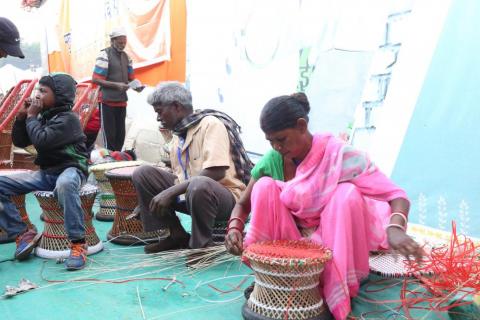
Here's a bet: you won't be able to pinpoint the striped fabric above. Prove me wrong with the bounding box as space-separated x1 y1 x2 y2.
92 48 134 106
92 49 134 80
173 109 254 184
92 50 109 80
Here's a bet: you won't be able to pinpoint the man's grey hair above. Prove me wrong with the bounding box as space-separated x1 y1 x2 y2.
147 81 193 110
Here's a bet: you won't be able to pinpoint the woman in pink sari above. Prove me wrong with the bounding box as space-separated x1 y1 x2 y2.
225 93 423 320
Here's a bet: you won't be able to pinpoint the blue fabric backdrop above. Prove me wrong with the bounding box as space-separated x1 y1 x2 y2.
391 0 480 237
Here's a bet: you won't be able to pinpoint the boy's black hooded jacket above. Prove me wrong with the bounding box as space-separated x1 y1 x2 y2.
12 73 89 177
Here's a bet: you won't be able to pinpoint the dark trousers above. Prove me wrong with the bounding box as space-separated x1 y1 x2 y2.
100 103 126 151
85 131 98 154
132 165 236 248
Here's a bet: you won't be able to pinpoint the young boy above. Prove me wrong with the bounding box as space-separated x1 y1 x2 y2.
0 73 89 271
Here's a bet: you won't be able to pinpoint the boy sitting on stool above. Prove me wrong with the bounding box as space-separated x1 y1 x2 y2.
0 73 90 270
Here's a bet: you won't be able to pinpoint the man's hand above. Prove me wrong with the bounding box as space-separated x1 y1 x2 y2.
116 83 130 92
225 230 244 256
387 227 424 262
149 189 175 215
27 97 42 118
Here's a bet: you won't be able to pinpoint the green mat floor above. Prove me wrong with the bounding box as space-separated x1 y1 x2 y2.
1 194 478 319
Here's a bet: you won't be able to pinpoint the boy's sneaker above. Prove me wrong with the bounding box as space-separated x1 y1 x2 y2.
65 243 88 271
15 229 42 261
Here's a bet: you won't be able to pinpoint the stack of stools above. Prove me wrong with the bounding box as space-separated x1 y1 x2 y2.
89 161 144 221
105 165 167 245
34 184 103 258
242 240 332 320
0 169 36 243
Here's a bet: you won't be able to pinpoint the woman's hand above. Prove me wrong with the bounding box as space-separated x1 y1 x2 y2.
224 179 255 256
387 227 423 261
225 230 244 256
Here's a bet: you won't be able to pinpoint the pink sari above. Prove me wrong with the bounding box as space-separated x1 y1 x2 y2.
244 133 408 320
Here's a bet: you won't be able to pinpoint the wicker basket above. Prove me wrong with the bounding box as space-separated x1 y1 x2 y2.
242 240 332 320
33 184 103 259
0 80 37 166
0 131 13 166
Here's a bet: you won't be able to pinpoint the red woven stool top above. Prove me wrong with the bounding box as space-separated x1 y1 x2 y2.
244 240 332 267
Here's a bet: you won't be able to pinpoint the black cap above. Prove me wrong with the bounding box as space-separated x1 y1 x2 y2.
0 17 25 59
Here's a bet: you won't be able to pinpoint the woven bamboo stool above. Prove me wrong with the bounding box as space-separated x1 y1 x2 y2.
105 166 167 245
0 169 36 243
242 240 332 320
33 184 103 259
89 161 144 221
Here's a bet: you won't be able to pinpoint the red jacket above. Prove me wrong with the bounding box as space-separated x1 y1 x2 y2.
84 107 100 133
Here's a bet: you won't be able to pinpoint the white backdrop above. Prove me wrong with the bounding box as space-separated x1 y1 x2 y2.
186 0 391 154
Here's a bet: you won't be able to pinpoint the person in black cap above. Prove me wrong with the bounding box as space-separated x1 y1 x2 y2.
0 17 25 59
0 72 91 271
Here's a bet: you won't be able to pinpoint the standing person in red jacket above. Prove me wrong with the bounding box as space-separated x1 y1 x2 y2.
84 107 100 153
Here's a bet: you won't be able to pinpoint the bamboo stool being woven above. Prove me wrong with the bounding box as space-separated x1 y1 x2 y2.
33 184 103 259
369 252 434 278
89 160 144 221
242 240 332 320
0 169 36 243
105 166 167 245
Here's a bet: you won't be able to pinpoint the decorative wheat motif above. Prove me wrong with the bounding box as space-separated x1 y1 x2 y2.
417 193 427 225
437 196 448 230
458 200 470 235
